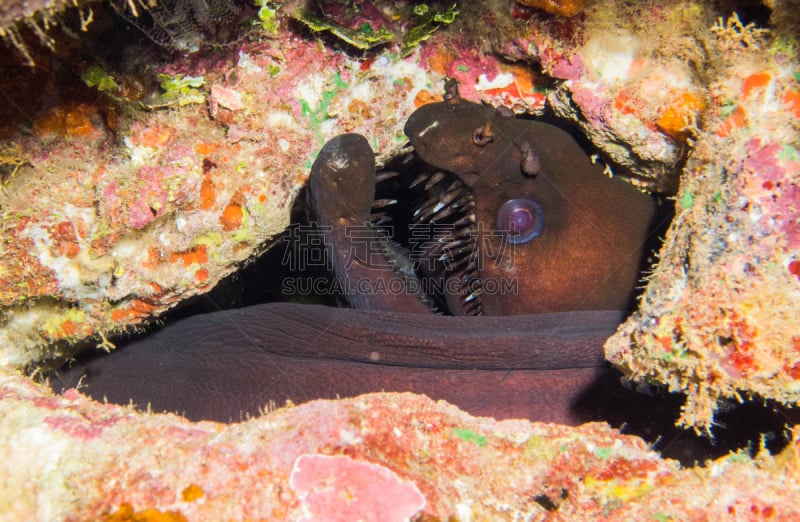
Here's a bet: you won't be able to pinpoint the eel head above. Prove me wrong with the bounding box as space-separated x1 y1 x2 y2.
309 133 376 221
404 82 656 314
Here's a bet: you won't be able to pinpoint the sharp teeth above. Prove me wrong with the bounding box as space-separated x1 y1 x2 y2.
372 215 393 226
450 193 471 207
442 239 467 251
461 271 477 284
375 171 399 183
441 245 474 262
372 198 398 208
424 171 446 190
442 187 466 205
413 196 440 219
444 180 462 194
363 156 487 317
463 299 481 310
453 213 476 227
443 255 469 272
464 290 482 303
409 173 431 188
424 188 465 221
431 197 471 222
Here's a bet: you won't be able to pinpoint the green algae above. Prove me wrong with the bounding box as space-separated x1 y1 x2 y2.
452 427 487 447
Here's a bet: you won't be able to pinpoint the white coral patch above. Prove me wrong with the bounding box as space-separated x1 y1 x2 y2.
475 72 514 91
23 218 109 301
293 74 327 111
266 111 297 129
582 30 643 85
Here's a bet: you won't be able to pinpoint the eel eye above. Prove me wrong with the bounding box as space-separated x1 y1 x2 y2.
497 198 544 244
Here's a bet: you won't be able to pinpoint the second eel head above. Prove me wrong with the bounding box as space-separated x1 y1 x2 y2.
401 82 657 315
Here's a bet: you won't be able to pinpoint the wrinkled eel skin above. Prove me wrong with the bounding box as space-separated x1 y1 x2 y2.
51 88 655 424
52 304 624 423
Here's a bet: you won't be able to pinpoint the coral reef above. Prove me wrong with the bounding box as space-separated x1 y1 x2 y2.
2 374 800 520
605 10 800 429
0 0 799 518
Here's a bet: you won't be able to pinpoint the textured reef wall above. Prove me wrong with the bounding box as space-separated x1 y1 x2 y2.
1 0 799 519
606 13 800 429
3 373 800 520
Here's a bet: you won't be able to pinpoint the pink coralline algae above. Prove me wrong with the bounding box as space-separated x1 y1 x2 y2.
209 84 244 112
740 138 800 250
542 48 585 81
44 415 106 440
290 454 426 522
126 167 172 229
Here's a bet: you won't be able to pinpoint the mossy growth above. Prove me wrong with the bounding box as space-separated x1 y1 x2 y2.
292 2 458 55
152 74 207 107
254 0 281 35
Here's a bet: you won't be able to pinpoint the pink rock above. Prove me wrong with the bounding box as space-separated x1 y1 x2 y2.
290 454 426 522
210 85 244 112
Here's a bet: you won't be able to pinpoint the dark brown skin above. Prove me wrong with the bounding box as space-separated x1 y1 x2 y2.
405 90 656 314
51 304 623 423
51 91 652 426
309 134 431 312
51 302 797 465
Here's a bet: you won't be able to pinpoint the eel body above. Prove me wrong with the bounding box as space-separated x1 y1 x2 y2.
52 304 623 423
52 86 655 424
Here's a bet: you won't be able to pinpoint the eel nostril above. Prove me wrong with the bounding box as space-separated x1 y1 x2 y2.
472 123 494 146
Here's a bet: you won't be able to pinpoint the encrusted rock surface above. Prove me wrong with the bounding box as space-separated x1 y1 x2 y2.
0 1 799 519
2 370 800 520
597 5 800 429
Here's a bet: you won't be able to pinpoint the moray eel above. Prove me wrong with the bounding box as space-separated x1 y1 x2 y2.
403 81 656 314
51 84 656 424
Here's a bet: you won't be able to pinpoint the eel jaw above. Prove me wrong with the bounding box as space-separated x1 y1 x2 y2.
372 152 482 316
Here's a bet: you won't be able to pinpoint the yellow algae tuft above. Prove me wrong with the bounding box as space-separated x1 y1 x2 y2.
42 308 87 340
181 483 205 502
102 502 187 522
516 0 589 17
